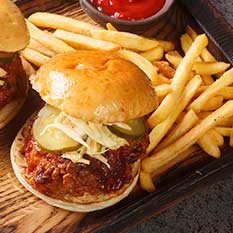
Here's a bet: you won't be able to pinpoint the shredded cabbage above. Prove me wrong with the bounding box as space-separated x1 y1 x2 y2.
39 108 128 166
61 113 128 150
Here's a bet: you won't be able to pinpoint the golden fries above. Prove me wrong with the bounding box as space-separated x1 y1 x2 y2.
165 50 182 68
189 68 233 112
217 115 233 127
117 49 159 83
185 25 198 41
156 40 175 52
29 12 159 51
186 25 216 62
202 75 215 85
106 23 117 31
140 46 164 62
28 12 100 36
20 56 36 77
209 128 224 146
142 101 233 174
218 87 233 99
139 171 156 192
180 33 193 53
28 38 56 57
148 34 208 127
197 132 221 158
197 128 223 158
21 48 50 67
153 84 171 97
91 30 159 51
53 29 121 51
147 75 202 153
201 96 223 111
216 127 231 137
157 109 199 151
26 20 75 54
193 61 230 75
172 34 208 91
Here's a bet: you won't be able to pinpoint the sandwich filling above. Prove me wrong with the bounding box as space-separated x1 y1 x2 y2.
22 105 149 200
0 55 27 108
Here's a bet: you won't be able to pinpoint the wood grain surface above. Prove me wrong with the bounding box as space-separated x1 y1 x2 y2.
0 0 232 232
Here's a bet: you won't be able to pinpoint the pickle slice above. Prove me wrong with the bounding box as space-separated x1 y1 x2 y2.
110 118 147 137
33 105 80 152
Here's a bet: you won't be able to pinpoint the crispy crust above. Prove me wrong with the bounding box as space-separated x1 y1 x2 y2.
0 56 29 129
31 51 158 123
10 114 140 212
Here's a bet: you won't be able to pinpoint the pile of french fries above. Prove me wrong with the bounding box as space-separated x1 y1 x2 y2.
21 12 233 193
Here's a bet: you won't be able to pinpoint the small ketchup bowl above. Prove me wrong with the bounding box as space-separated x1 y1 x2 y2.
80 0 175 34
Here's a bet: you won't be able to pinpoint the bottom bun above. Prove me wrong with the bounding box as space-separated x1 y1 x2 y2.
10 114 140 212
0 98 26 129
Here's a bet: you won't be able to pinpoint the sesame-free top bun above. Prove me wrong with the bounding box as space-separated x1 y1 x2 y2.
31 50 158 123
0 0 30 53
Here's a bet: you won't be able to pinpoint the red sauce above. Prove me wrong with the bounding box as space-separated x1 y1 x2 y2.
91 0 166 20
23 125 149 200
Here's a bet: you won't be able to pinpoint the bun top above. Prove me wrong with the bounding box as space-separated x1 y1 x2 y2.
0 0 29 53
31 51 158 123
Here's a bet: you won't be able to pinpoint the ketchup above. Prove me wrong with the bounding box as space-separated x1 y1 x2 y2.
91 0 166 21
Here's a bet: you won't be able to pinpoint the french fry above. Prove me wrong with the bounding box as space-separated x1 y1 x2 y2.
53 29 121 51
156 40 175 52
106 23 117 31
217 116 233 127
189 68 233 112
26 21 75 54
140 46 164 62
91 30 159 51
157 74 172 84
29 12 159 51
28 12 100 36
197 111 212 119
147 75 202 153
216 127 231 137
185 25 216 62
117 49 160 83
21 48 50 67
202 75 214 85
139 171 156 192
193 61 230 75
153 61 175 79
218 86 233 99
28 38 56 57
201 48 217 62
201 96 223 111
142 100 233 174
165 51 182 69
148 34 208 127
197 132 221 158
208 128 224 146
180 33 193 53
157 109 199 151
20 55 36 77
153 84 171 97
185 25 198 41
170 35 208 91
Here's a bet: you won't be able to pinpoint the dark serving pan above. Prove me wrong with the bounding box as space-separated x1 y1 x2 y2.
0 0 232 232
